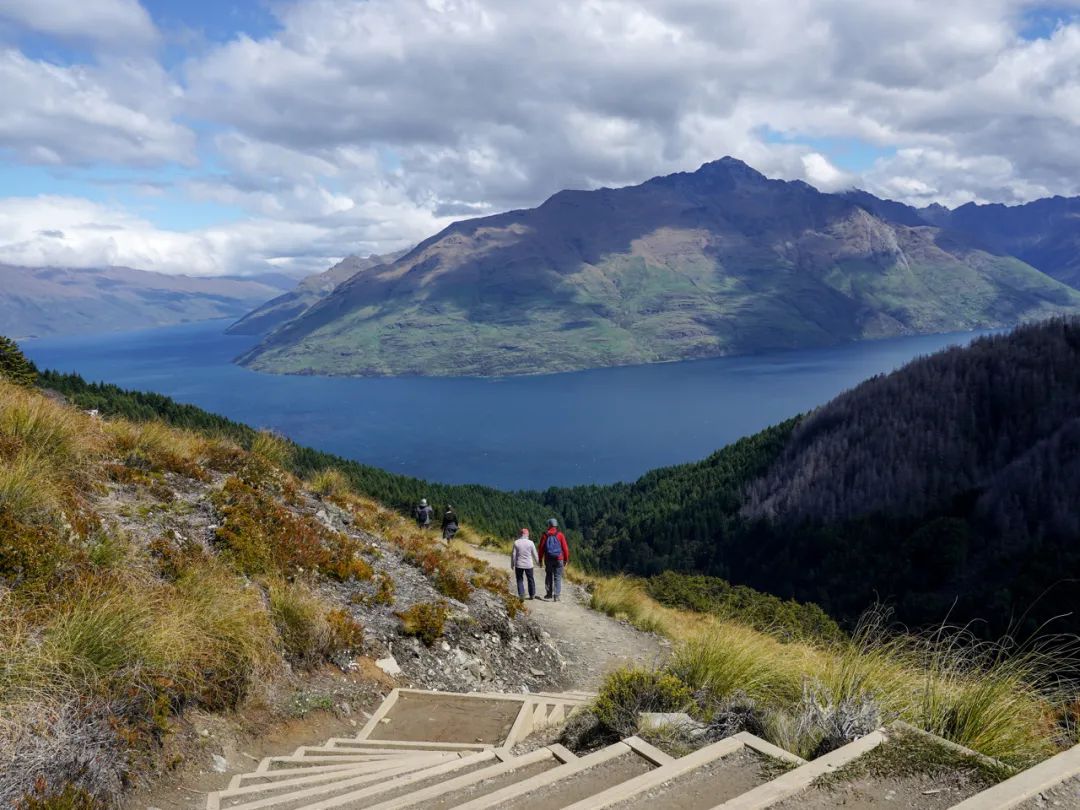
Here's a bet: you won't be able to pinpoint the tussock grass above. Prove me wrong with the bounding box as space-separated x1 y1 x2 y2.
0 450 62 520
307 467 351 499
0 382 102 473
269 580 334 668
2 570 275 709
251 430 293 468
0 382 105 523
583 575 1076 768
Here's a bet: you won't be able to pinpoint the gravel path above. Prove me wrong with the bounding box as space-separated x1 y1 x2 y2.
467 547 671 691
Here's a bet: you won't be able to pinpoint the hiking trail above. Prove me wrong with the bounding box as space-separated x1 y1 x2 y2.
465 546 671 691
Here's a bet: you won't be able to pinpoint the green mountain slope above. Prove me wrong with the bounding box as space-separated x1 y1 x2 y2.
226 251 404 336
236 158 1080 377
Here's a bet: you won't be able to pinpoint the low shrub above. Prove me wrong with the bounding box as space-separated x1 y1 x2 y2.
105 420 208 481
212 477 372 582
147 534 209 582
593 668 694 737
17 781 104 810
326 609 364 654
269 581 332 669
373 574 396 606
0 510 73 589
397 602 450 646
0 697 125 809
434 566 473 602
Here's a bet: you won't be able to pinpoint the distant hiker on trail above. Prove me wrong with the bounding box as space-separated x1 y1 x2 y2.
511 528 539 600
441 504 459 541
539 518 570 601
415 498 434 529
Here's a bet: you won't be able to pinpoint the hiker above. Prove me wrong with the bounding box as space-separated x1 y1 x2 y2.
415 498 434 529
539 518 570 601
441 504 459 541
510 528 539 600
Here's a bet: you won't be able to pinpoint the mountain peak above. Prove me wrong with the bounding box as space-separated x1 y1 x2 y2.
696 156 767 180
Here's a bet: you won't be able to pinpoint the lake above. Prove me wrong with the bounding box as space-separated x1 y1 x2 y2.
23 321 991 490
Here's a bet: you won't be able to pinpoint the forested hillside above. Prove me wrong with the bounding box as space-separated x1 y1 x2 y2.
34 319 1080 639
539 319 1080 639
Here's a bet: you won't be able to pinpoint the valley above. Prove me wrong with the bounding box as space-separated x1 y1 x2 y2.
22 319 993 490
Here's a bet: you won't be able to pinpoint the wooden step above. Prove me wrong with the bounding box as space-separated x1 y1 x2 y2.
359 747 569 810
217 751 499 810
608 747 778 809
949 741 1080 809
231 763 408 790
713 731 887 808
557 733 804 810
208 756 454 809
329 739 489 752
358 689 526 746
450 738 664 810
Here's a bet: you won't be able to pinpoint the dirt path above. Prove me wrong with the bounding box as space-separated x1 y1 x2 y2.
467 547 670 691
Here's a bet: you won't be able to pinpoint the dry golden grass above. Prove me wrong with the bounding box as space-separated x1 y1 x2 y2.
251 429 293 468
586 574 1073 767
307 467 351 499
0 568 276 712
0 382 106 522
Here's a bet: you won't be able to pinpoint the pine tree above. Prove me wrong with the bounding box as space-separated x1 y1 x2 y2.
0 336 38 387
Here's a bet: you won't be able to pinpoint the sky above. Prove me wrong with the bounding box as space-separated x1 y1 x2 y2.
1 0 1079 278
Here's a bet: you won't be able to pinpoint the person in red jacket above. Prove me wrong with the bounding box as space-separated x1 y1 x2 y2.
539 518 570 601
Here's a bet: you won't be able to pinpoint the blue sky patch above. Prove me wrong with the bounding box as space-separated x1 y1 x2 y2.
760 128 897 172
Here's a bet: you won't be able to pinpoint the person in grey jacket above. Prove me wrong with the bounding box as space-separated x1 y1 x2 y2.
510 528 539 599
415 498 434 528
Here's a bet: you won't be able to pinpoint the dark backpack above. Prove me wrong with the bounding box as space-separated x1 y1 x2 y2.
544 532 562 558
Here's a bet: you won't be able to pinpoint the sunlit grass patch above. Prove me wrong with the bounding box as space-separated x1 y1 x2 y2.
578 573 1075 768
307 467 352 499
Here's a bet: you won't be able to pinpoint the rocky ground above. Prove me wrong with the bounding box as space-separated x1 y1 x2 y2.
101 469 567 698
94 467 572 808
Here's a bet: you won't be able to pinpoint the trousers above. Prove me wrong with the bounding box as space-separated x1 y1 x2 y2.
514 567 536 598
545 560 564 598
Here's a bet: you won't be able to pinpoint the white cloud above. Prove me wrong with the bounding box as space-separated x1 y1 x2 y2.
0 50 194 166
0 195 444 278
6 0 1080 274
0 0 157 50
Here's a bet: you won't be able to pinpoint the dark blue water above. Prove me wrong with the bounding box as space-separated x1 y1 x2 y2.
23 321 990 490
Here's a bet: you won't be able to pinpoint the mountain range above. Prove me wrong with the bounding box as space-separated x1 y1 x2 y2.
226 251 403 336
234 157 1080 377
0 264 289 339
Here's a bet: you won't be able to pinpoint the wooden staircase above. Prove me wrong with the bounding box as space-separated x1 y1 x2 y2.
208 690 1080 810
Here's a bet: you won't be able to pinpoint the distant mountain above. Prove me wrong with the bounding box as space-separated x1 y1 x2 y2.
235 158 1080 377
227 252 404 336
0 264 282 339
540 318 1080 638
918 197 1080 290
